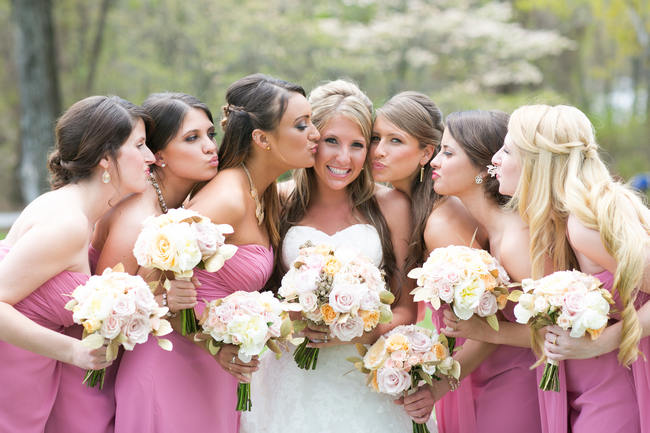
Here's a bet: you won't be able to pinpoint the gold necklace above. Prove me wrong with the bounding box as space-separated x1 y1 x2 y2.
149 172 168 213
241 163 264 225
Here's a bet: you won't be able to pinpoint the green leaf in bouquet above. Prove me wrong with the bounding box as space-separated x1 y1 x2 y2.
81 333 105 349
292 319 307 333
266 339 282 355
157 338 173 351
507 289 523 302
418 369 434 387
207 339 221 356
486 314 499 332
379 290 395 305
355 343 368 357
280 318 294 338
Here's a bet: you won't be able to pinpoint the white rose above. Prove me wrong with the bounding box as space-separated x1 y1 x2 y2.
376 367 411 395
476 291 498 317
298 292 318 313
100 314 123 340
329 315 364 341
329 284 361 314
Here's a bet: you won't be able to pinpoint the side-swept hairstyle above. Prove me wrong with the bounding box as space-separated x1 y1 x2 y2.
219 73 306 249
376 92 444 271
48 95 150 189
508 104 650 366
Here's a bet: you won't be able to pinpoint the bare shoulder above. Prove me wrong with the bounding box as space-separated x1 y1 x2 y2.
187 168 246 227
424 197 481 250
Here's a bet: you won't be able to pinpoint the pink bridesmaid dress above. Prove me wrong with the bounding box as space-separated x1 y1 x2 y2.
632 291 650 433
431 304 541 433
536 270 640 433
45 245 118 433
0 244 89 433
113 244 273 433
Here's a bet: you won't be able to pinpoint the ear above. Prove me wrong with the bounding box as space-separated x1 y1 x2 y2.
251 128 270 151
98 157 110 170
420 144 435 166
154 152 165 167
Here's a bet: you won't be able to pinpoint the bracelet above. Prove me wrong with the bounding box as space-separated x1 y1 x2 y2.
447 377 460 392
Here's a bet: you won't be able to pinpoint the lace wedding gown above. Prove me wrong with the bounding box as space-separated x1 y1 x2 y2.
240 224 431 433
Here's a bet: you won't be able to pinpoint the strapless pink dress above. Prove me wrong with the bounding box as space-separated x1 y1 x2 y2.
633 291 650 433
0 244 88 433
46 245 118 433
113 244 273 433
432 304 541 433
536 270 640 433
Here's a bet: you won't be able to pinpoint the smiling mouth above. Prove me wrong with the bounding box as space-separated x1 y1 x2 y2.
327 166 351 177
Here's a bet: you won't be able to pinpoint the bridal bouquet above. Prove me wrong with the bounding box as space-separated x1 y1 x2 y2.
65 264 173 388
133 208 238 335
513 270 612 392
350 325 460 433
198 290 301 411
278 242 395 370
408 246 511 335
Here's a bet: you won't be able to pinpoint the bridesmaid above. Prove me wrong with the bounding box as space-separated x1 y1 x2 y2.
48 93 218 433
426 110 542 433
173 73 320 433
0 95 154 432
492 104 645 433
369 93 496 429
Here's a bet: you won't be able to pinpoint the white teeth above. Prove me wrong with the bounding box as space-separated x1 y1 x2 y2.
328 166 349 175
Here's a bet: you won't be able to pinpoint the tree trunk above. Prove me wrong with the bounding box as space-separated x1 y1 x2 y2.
11 0 61 203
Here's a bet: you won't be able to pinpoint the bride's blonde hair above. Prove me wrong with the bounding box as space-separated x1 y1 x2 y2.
508 104 650 366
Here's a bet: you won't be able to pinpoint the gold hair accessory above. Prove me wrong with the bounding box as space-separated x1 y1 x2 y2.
241 163 264 225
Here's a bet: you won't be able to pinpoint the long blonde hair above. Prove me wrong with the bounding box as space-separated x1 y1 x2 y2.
275 79 398 292
508 104 650 366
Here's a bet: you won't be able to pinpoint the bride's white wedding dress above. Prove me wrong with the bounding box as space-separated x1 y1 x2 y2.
240 224 428 433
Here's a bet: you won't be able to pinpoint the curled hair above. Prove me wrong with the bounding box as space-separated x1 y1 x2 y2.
376 92 444 271
142 92 213 157
48 95 151 189
508 104 650 366
218 73 306 249
446 110 510 206
277 80 399 293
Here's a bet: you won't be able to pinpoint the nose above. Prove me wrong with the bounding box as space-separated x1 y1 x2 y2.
142 145 155 165
372 139 386 158
308 122 320 142
430 151 441 169
203 134 217 154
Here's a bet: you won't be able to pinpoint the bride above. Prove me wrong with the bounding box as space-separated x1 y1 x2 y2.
240 79 418 432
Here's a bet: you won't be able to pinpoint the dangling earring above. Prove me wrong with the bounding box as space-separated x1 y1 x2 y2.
474 175 483 185
419 166 424 183
102 170 111 184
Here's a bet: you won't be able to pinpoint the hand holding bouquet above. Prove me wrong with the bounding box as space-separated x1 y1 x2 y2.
350 325 460 433
198 290 301 411
278 242 395 370
512 270 612 391
133 208 238 335
65 264 173 388
408 246 511 338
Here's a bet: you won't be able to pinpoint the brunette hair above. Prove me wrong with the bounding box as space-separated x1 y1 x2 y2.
48 95 150 189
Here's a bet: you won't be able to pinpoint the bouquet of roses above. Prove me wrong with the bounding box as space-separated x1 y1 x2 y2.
65 264 173 388
198 290 301 411
512 270 612 392
278 242 395 370
408 246 511 340
133 208 238 335
349 325 460 433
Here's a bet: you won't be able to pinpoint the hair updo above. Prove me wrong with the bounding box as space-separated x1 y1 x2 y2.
48 95 150 189
445 110 510 206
